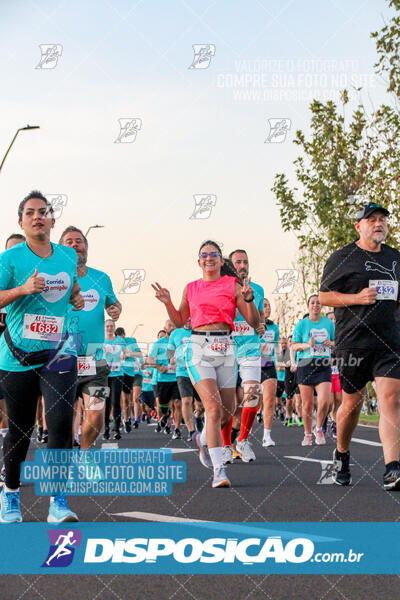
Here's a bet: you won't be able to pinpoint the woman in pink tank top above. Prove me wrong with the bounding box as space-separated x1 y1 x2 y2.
152 240 260 489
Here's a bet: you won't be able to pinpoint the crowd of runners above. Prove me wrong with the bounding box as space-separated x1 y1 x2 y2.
0 192 399 524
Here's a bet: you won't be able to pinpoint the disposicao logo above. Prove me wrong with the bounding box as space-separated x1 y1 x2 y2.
83 536 315 564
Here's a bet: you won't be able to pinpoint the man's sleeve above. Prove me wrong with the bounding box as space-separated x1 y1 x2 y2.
0 252 12 290
104 274 118 307
167 332 176 352
320 251 346 293
149 342 158 359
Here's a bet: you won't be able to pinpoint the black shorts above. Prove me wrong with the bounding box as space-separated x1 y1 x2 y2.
76 360 110 400
121 373 143 393
177 376 194 398
157 381 181 406
296 360 332 387
140 390 155 408
276 380 285 398
336 348 400 394
261 364 277 382
284 368 299 399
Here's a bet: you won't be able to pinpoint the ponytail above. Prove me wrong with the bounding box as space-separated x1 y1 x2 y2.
221 257 242 285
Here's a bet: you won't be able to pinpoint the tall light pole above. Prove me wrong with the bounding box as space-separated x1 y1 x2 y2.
131 323 143 337
0 125 40 172
85 225 104 237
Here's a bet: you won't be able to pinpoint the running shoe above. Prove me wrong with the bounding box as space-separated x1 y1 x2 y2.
283 417 289 427
322 417 328 434
212 467 231 488
124 420 132 434
0 466 5 485
186 430 195 442
332 449 351 486
102 428 110 441
164 425 171 435
331 421 337 439
297 417 304 426
287 417 294 427
256 412 262 423
383 462 400 491
314 428 326 445
47 494 79 523
0 487 22 523
236 439 256 463
155 422 162 433
113 430 121 441
232 448 242 460
222 445 234 465
301 434 313 446
73 434 80 448
133 421 139 429
36 426 43 444
193 432 212 469
42 429 48 444
172 428 181 440
146 415 151 424
279 410 285 422
262 436 275 448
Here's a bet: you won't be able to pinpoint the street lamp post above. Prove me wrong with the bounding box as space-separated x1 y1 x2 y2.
0 125 40 172
85 225 104 237
131 323 143 337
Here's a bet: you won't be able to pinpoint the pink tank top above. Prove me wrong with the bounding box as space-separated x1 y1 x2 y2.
186 275 237 330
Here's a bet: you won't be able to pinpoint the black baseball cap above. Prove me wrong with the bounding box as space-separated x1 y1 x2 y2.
355 202 390 221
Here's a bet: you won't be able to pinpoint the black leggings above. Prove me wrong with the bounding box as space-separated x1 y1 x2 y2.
0 359 77 489
105 376 123 432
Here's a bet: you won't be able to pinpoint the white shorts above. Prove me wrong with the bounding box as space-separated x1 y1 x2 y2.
185 333 237 389
237 355 261 384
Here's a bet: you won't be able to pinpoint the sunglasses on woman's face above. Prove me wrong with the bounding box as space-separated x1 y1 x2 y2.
199 251 220 259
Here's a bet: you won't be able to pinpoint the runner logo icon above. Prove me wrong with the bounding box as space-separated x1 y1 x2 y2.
189 195 217 220
264 119 291 143
42 529 82 568
36 44 63 69
188 45 216 69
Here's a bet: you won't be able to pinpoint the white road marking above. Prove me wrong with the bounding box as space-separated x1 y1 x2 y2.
101 442 119 449
352 437 381 447
111 511 207 522
110 511 339 542
160 448 196 454
285 456 354 485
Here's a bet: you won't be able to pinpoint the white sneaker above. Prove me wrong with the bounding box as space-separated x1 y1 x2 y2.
222 445 234 465
193 432 212 469
212 467 231 488
236 439 256 462
262 436 275 447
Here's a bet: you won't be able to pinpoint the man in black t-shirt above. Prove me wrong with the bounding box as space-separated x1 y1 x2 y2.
320 202 400 491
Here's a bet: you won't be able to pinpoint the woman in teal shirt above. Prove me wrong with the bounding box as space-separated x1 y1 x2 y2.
292 294 335 447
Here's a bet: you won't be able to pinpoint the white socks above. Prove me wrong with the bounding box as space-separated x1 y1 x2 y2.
263 428 272 440
209 447 223 471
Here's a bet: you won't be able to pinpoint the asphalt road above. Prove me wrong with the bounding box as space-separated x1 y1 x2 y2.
0 418 399 600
